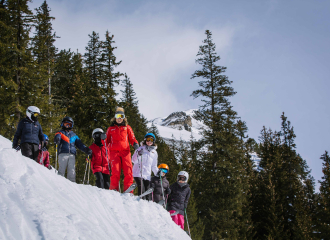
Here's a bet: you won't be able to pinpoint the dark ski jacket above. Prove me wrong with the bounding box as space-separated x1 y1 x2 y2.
167 182 191 216
13 117 44 146
150 175 170 203
54 130 88 155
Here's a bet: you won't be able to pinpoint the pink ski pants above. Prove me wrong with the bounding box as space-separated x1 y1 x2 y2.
169 210 184 229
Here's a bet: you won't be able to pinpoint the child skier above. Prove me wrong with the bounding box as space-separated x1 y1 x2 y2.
89 128 110 189
54 117 92 182
37 134 50 169
106 107 139 193
150 163 171 203
167 171 191 230
132 133 159 198
12 106 45 161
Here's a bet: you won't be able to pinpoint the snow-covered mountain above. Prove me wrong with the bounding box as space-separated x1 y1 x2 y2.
149 109 261 167
149 109 203 143
0 136 190 240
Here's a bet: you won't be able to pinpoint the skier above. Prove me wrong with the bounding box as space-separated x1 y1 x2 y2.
12 106 45 161
150 163 171 203
132 133 159 199
106 107 139 193
37 134 50 169
167 171 191 230
54 117 92 182
89 128 110 189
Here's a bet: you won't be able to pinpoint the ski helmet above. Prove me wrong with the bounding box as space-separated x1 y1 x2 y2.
92 128 104 138
26 106 40 122
177 171 189 182
144 133 156 142
44 134 49 142
158 163 169 174
61 117 74 130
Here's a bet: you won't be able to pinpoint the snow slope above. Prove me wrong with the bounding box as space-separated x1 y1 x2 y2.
0 136 190 240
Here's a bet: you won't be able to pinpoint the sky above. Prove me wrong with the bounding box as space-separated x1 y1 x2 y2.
29 0 330 189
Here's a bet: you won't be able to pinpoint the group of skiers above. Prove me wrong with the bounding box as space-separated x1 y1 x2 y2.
12 106 191 231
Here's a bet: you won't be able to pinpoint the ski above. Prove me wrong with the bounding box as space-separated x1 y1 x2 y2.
170 211 179 216
157 200 165 206
124 183 137 193
137 187 154 199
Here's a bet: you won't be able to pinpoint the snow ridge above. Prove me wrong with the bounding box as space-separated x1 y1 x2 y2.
0 136 190 240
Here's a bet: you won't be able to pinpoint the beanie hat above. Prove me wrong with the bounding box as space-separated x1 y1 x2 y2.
115 107 125 115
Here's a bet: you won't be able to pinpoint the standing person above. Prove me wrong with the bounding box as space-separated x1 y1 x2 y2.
89 128 110 189
54 117 92 182
150 164 171 203
106 107 139 193
12 106 45 161
132 133 159 199
167 171 191 230
37 134 51 169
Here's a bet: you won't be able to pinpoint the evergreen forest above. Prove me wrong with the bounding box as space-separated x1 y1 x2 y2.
1 1 329 239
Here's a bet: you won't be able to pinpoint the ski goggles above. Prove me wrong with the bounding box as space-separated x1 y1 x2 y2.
146 138 154 142
63 122 72 128
115 113 125 119
160 168 168 174
28 110 39 117
93 132 107 140
178 176 186 181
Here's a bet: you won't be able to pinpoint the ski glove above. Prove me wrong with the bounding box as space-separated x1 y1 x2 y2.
133 143 139 150
165 188 171 195
54 138 60 145
86 148 93 158
13 145 21 151
137 148 144 156
48 165 52 170
42 147 47 152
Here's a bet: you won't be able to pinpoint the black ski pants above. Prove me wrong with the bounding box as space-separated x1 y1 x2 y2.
134 177 150 200
94 172 110 189
21 142 39 162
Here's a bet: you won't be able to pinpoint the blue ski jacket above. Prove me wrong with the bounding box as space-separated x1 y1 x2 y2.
13 117 44 146
54 130 88 155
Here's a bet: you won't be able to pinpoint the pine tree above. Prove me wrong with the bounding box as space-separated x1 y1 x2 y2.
0 0 34 137
191 30 248 239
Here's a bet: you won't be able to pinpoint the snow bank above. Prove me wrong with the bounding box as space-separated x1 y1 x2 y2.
0 136 190 240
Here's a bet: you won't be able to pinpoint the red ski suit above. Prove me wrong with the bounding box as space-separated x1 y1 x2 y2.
106 123 138 192
37 150 50 168
89 140 110 175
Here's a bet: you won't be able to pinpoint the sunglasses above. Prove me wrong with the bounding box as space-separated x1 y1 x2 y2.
160 168 168 174
178 176 186 181
115 114 125 119
146 138 154 142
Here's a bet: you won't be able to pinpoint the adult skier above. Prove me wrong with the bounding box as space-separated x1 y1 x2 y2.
54 117 92 182
13 106 45 161
37 134 50 169
150 163 171 203
167 171 191 230
132 133 159 199
106 107 139 193
89 128 110 189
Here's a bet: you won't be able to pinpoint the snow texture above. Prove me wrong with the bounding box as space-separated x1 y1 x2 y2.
0 135 190 240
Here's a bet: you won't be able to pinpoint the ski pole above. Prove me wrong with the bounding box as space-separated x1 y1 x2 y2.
83 158 88 184
55 144 58 170
140 155 143 196
160 174 165 207
87 156 91 185
185 208 191 237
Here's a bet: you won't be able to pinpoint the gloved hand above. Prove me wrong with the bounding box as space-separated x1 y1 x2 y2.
42 147 47 151
137 148 144 156
13 145 21 151
150 183 155 189
48 165 52 170
133 143 139 150
165 188 171 195
54 136 60 145
86 148 92 158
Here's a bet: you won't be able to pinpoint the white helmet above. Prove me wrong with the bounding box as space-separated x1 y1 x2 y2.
26 106 40 122
177 171 189 182
92 128 104 137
